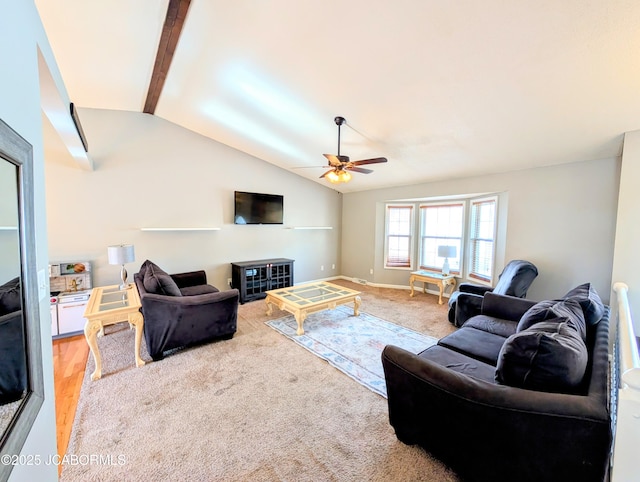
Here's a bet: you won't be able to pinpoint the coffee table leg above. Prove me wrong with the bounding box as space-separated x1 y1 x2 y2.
295 311 307 336
353 296 361 316
129 311 146 368
84 319 103 381
437 281 445 304
265 296 274 316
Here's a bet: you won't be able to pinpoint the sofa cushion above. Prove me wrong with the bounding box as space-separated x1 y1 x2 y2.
143 261 182 297
180 285 219 296
0 277 21 316
463 315 518 338
438 327 508 366
495 319 588 393
418 345 497 383
563 282 605 326
517 298 586 341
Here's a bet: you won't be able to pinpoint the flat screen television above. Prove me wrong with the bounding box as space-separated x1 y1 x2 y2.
234 191 284 225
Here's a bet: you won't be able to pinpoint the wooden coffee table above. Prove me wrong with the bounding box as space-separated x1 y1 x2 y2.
83 284 145 380
265 281 361 335
409 270 457 304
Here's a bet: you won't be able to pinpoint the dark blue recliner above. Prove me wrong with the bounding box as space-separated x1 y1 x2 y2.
447 260 538 327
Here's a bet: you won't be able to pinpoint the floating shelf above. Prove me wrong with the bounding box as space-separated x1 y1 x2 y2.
287 226 333 230
140 227 221 232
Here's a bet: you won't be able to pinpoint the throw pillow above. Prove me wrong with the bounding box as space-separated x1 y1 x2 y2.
143 261 182 297
563 282 605 326
495 319 588 393
517 298 586 341
0 277 21 316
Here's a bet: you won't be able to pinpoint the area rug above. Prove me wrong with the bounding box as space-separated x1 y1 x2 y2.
266 305 438 397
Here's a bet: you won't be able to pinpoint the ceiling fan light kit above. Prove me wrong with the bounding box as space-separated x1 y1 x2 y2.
321 116 387 184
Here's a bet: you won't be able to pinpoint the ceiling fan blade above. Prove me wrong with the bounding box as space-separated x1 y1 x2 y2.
323 154 349 166
347 166 373 174
319 169 335 179
352 157 388 166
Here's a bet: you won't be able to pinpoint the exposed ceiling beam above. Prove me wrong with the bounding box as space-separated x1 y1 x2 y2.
143 0 191 114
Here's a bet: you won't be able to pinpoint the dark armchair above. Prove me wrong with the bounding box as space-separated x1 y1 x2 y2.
0 277 27 403
134 260 239 361
448 259 538 327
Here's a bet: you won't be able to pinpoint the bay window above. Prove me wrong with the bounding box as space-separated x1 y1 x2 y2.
384 195 498 282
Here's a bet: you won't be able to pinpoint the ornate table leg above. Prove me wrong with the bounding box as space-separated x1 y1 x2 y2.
128 311 146 368
294 310 307 336
437 281 445 304
265 296 274 316
84 319 104 381
409 275 417 297
353 296 361 316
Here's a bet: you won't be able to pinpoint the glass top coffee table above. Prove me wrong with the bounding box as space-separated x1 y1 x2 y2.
265 281 361 335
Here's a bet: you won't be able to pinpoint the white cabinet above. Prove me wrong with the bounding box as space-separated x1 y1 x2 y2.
57 300 88 336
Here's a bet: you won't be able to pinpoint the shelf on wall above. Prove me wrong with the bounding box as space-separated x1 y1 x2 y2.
140 227 221 232
287 226 333 230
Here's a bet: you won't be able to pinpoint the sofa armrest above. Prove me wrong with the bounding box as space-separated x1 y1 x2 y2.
170 270 207 289
453 292 483 327
481 292 537 322
458 282 493 296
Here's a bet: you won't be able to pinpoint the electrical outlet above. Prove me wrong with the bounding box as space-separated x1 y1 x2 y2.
321 265 324 271
369 268 374 275
332 264 335 270
227 278 232 288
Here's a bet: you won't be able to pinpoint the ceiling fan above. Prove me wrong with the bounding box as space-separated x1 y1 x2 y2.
320 116 387 184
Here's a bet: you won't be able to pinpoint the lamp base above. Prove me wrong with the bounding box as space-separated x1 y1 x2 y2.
442 258 450 275
119 265 128 290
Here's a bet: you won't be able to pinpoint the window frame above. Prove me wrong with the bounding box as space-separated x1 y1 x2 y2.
467 196 498 283
383 203 415 270
418 201 465 275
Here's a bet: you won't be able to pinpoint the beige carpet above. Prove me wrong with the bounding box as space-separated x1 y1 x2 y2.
61 280 459 481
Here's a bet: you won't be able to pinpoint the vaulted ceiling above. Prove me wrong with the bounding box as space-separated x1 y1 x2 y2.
36 0 640 192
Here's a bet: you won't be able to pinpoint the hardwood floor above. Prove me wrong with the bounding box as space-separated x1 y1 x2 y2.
52 334 88 474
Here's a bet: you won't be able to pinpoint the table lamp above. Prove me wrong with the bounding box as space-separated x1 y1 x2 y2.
108 244 135 290
438 245 457 275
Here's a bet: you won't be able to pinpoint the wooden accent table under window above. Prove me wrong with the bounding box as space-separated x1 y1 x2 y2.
83 284 145 380
409 270 457 304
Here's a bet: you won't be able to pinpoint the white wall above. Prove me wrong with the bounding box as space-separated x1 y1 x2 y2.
45 108 343 291
342 158 620 304
612 130 640 331
0 1 59 480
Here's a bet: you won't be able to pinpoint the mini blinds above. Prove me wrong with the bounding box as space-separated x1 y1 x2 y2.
386 205 413 267
469 199 496 281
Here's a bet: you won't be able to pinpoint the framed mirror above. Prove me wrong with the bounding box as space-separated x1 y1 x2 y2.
0 118 44 481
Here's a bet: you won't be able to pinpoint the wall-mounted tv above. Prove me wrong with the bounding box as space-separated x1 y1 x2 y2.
234 191 284 225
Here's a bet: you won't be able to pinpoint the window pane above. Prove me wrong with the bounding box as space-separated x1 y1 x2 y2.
386 205 413 268
469 199 496 281
419 203 463 272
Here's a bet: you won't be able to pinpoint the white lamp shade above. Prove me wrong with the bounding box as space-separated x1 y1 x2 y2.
437 245 457 258
107 244 135 265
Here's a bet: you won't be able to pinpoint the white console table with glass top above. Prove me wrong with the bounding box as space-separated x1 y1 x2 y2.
409 270 457 304
83 283 145 380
